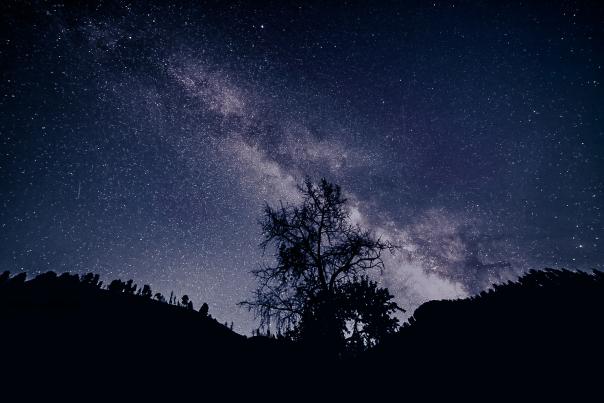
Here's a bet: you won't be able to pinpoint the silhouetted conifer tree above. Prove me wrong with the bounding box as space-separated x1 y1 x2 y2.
181 295 193 309
199 302 209 317
125 279 137 294
141 285 152 299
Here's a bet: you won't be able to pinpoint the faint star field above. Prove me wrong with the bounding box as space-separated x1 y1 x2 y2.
1 1 602 333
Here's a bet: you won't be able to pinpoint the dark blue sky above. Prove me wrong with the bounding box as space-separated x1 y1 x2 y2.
1 0 602 332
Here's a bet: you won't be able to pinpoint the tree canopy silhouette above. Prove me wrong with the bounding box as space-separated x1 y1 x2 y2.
241 177 402 353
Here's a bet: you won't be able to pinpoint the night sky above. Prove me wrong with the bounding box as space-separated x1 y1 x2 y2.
1 1 603 333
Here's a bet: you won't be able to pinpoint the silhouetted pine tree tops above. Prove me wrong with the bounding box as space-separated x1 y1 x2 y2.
0 270 212 321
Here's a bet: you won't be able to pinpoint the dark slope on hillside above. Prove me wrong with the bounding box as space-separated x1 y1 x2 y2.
2 268 603 397
0 271 301 392
362 268 604 389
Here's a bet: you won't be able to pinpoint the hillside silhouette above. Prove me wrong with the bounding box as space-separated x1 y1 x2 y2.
1 268 603 396
0 270 303 393
363 268 604 393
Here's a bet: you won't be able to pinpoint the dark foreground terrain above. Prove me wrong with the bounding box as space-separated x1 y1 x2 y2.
1 268 602 398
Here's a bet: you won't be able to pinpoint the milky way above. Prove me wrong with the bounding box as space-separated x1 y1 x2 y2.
1 1 602 332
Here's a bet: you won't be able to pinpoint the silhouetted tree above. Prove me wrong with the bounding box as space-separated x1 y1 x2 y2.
107 278 138 294
81 273 102 288
34 271 57 284
108 279 125 293
338 276 402 349
181 294 193 309
154 292 166 303
240 177 402 353
58 272 80 286
199 302 209 317
140 284 153 299
125 279 137 295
